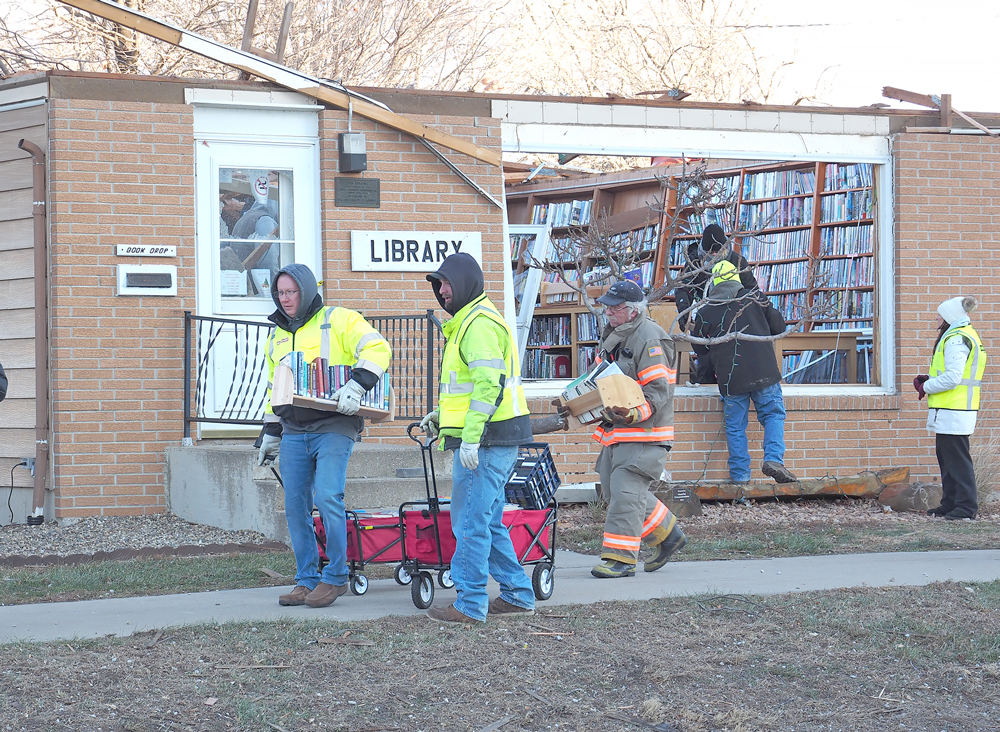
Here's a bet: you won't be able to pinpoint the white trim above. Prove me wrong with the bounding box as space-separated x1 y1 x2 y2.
0 82 48 107
185 87 323 111
523 381 894 401
0 98 46 114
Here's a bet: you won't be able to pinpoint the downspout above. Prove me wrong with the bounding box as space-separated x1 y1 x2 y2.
17 139 49 525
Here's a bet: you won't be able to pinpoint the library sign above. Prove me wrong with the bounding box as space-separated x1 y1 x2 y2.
350 231 482 272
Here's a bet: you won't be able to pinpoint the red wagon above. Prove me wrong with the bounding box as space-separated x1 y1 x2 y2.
314 423 559 608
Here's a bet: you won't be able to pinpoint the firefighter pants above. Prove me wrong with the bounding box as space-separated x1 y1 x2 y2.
596 442 676 564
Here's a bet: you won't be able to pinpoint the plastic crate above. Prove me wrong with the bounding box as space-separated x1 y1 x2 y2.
504 443 561 510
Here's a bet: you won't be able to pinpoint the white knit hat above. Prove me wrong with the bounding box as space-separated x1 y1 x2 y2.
937 296 978 324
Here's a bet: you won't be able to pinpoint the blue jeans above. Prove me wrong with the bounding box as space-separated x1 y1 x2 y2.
449 444 535 621
279 432 355 588
721 382 787 482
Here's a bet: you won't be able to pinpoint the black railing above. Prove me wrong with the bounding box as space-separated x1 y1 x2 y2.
183 310 444 439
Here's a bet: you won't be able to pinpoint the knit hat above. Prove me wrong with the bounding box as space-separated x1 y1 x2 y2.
712 259 739 286
701 224 727 253
937 296 978 324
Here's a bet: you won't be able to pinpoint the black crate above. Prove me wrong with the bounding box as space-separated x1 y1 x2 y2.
505 443 561 510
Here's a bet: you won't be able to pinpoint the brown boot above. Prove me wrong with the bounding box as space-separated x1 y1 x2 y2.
427 603 482 624
278 585 311 607
304 582 348 608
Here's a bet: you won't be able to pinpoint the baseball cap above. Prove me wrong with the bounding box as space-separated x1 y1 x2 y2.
596 280 644 307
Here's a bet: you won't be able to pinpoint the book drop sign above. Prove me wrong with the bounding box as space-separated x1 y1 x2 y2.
351 231 483 271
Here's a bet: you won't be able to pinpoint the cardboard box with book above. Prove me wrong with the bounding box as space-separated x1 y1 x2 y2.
558 361 645 425
270 352 395 423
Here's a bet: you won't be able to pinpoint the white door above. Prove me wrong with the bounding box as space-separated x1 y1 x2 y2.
192 105 321 431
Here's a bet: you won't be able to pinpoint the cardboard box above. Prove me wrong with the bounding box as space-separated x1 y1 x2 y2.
558 373 645 424
270 362 395 423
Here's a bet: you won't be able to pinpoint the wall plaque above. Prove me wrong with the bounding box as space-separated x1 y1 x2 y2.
335 177 380 208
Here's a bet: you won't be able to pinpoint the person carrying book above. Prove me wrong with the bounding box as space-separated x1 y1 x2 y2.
418 252 536 623
256 263 392 608
691 260 796 485
561 279 686 579
913 296 987 520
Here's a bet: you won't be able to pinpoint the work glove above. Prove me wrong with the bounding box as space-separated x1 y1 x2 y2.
551 398 572 421
419 410 440 437
459 440 480 470
257 433 281 466
913 374 929 401
333 379 367 416
600 405 639 424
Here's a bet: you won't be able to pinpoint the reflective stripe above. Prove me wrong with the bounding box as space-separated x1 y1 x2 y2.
635 402 652 422
470 399 498 415
964 340 983 409
263 413 280 424
468 357 506 370
354 358 386 378
641 501 669 537
320 308 333 363
603 532 641 551
593 424 675 445
442 370 475 394
637 364 676 385
355 331 383 358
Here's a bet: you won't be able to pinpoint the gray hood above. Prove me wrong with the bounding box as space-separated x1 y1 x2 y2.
269 263 323 333
426 252 484 315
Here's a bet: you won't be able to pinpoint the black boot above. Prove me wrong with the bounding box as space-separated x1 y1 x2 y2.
644 524 687 572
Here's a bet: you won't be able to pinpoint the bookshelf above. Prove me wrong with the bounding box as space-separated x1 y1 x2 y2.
664 160 877 384
506 169 668 379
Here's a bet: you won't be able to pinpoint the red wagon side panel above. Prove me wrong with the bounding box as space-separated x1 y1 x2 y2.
346 514 403 563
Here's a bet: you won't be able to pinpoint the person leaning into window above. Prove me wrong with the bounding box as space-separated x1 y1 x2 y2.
256 263 392 608
0 360 7 402
913 296 987 520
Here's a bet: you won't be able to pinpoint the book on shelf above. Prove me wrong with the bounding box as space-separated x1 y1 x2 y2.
742 229 812 262
819 190 873 223
522 349 572 379
531 199 593 228
739 196 813 230
681 175 740 206
824 163 873 190
576 312 601 342
742 168 816 199
755 260 809 292
819 223 873 257
528 314 572 346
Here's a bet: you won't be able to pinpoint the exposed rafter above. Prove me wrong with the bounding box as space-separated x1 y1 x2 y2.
54 0 503 166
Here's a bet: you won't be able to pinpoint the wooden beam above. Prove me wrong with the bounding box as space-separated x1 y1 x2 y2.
55 0 502 167
951 107 1000 136
655 466 911 502
939 93 952 127
275 2 294 65
882 86 939 109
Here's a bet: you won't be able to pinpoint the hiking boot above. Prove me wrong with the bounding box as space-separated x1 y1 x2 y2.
488 597 534 616
427 603 481 624
926 506 949 517
304 582 348 608
591 560 636 579
762 461 797 484
278 585 311 607
644 525 687 573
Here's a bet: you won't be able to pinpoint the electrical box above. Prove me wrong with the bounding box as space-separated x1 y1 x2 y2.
339 132 367 173
117 264 177 296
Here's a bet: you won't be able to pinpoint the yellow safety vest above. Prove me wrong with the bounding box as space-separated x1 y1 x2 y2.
264 306 392 420
927 324 986 411
438 294 528 444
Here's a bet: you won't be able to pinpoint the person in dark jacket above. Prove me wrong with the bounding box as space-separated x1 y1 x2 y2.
692 260 797 485
0 360 7 401
673 223 757 330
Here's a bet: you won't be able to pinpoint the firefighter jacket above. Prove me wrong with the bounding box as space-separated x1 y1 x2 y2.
438 293 531 448
926 324 986 411
592 311 676 446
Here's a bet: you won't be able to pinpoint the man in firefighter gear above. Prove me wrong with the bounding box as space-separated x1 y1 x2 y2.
584 279 686 579
420 252 536 623
258 263 391 608
915 295 987 520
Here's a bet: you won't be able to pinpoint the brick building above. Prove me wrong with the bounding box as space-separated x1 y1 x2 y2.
0 70 997 524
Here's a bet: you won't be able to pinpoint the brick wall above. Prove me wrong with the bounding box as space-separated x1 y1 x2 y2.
48 99 196 518
527 133 1000 487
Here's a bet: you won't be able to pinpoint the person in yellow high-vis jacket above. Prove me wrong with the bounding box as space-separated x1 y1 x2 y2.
582 280 686 579
419 253 536 624
258 264 391 608
913 296 987 520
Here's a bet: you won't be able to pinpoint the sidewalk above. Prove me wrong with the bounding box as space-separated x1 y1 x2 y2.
3 549 1000 644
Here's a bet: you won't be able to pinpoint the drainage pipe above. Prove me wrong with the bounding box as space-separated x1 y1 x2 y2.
17 138 49 525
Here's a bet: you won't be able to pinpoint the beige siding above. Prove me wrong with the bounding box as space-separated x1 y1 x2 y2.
0 102 45 490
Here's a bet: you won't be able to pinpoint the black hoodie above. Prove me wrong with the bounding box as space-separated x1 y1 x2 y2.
425 252 484 315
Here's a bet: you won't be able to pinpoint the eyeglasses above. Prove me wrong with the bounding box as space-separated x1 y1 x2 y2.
277 289 300 298
605 302 629 312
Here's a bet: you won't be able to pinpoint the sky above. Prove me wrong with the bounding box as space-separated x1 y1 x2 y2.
750 0 1000 111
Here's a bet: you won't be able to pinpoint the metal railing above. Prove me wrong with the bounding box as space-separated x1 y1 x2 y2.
183 310 443 439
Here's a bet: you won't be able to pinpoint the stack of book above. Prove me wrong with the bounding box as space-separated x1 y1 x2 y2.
282 351 391 411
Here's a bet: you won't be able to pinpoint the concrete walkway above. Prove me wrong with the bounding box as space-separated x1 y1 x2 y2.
3 549 1000 644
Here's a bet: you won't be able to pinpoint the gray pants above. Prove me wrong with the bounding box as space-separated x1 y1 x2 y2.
596 442 675 563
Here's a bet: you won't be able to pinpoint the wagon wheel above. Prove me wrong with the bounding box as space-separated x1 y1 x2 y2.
350 574 369 596
532 562 554 601
411 571 435 609
394 564 412 586
437 568 455 589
